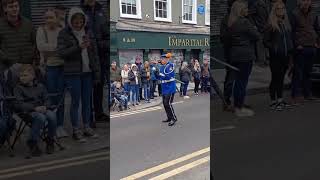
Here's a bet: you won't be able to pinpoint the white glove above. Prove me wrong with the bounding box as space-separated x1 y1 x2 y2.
159 73 165 77
152 67 156 70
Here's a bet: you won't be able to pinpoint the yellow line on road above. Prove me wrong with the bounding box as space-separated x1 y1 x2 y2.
149 156 210 180
120 147 210 180
0 151 109 174
0 156 108 179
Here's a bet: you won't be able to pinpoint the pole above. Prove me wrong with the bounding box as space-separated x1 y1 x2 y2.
210 57 240 72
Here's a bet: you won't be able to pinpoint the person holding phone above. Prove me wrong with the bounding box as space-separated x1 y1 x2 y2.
57 7 100 142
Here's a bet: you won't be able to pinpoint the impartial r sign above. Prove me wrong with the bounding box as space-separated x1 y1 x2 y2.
168 37 209 47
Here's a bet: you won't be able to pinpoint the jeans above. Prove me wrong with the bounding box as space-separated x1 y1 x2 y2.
201 77 209 93
130 84 138 104
223 68 236 105
233 62 253 108
150 80 157 98
46 66 64 127
142 82 151 101
123 82 130 100
194 79 200 93
292 47 316 98
119 95 128 108
30 110 57 143
64 73 93 129
182 81 189 96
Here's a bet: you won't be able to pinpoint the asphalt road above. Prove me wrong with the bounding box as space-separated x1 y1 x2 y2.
110 94 210 180
211 93 320 180
0 149 109 180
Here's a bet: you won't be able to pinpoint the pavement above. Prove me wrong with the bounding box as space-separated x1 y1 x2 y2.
110 93 210 180
212 65 291 96
211 92 320 180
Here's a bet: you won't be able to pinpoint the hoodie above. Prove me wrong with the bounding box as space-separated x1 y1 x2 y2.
128 64 140 85
68 7 90 73
57 7 100 80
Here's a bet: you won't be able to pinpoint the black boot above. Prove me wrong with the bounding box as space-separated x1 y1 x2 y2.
46 138 55 154
168 120 177 126
162 119 170 123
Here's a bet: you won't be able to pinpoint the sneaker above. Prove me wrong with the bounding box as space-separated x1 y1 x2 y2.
235 108 255 117
278 101 292 109
183 96 190 99
83 127 99 138
56 127 69 139
73 129 87 143
269 101 278 110
274 103 284 111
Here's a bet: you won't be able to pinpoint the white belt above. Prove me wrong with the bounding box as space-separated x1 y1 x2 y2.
161 78 175 84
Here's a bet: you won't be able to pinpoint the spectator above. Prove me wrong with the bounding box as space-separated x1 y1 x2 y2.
128 64 140 106
201 60 210 93
110 61 121 83
157 60 162 96
290 0 320 103
81 0 108 123
264 1 294 110
180 62 192 99
150 60 158 99
228 0 260 117
57 7 100 142
13 65 57 156
113 81 128 111
36 9 66 138
221 0 236 111
193 61 201 96
135 57 143 101
141 61 151 103
0 0 38 87
121 64 130 94
54 5 67 28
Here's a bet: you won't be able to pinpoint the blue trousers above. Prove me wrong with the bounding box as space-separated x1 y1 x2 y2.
182 81 189 96
64 73 93 129
233 62 253 108
142 82 151 101
46 66 64 127
30 110 57 142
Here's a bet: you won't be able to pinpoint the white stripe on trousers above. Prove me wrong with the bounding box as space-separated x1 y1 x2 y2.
168 93 177 121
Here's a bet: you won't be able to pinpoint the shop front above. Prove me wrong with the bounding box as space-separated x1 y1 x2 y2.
111 30 210 72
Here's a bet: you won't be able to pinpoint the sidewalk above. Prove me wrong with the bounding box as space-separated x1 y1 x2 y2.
212 65 291 96
111 82 196 115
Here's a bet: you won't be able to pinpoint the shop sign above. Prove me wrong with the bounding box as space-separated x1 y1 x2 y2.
122 37 136 43
168 36 209 47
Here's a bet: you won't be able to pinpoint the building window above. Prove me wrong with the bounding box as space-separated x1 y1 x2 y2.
205 0 210 25
182 0 197 24
154 0 172 22
119 0 142 19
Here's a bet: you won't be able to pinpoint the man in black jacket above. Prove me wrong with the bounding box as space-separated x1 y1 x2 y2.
81 0 108 123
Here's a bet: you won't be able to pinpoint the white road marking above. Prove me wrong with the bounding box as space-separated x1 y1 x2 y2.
211 125 236 132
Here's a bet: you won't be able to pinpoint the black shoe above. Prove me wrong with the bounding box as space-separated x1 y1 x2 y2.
168 120 176 126
95 113 108 122
46 139 55 154
162 119 170 123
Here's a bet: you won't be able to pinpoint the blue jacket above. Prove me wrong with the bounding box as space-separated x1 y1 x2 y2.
157 62 176 95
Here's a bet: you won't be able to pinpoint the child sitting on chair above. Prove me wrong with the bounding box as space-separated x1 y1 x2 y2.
114 82 128 111
13 65 57 157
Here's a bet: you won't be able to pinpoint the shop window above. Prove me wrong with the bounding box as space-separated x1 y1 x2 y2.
119 0 142 19
154 0 172 22
205 0 210 26
182 0 197 24
118 49 143 69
